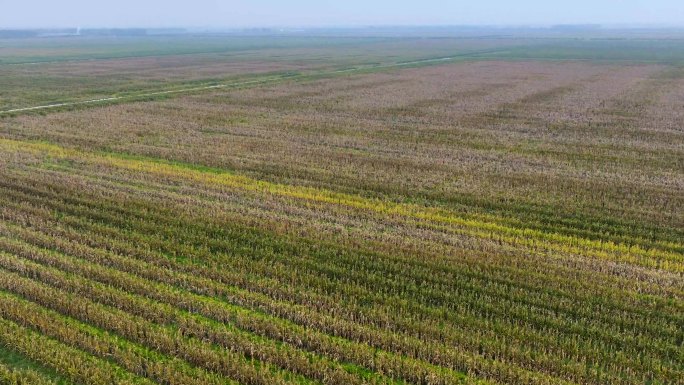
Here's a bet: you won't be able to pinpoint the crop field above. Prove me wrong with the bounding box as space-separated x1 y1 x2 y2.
0 36 527 111
0 35 682 385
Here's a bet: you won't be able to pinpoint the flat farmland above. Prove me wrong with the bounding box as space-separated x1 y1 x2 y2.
0 36 682 385
0 36 524 111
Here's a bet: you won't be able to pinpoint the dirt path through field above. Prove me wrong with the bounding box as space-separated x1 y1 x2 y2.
0 52 502 116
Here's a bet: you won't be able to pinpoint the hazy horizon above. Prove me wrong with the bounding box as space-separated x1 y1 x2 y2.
3 0 684 29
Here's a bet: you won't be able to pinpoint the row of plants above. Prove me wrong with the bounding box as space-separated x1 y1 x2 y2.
0 163 680 384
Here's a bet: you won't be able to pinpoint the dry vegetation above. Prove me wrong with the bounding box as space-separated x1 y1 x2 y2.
7 61 683 229
0 36 523 110
0 38 682 385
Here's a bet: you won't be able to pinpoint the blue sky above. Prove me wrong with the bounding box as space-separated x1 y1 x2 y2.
2 0 683 28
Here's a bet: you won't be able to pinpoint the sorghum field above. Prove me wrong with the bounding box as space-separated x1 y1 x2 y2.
0 34 682 385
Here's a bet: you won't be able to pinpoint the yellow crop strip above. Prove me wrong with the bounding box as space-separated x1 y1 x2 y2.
2 138 682 273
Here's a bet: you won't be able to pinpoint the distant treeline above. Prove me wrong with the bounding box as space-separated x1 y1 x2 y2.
0 28 187 38
550 24 602 30
0 30 43 38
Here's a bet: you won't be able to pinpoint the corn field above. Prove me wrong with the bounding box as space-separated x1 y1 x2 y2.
0 36 682 385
